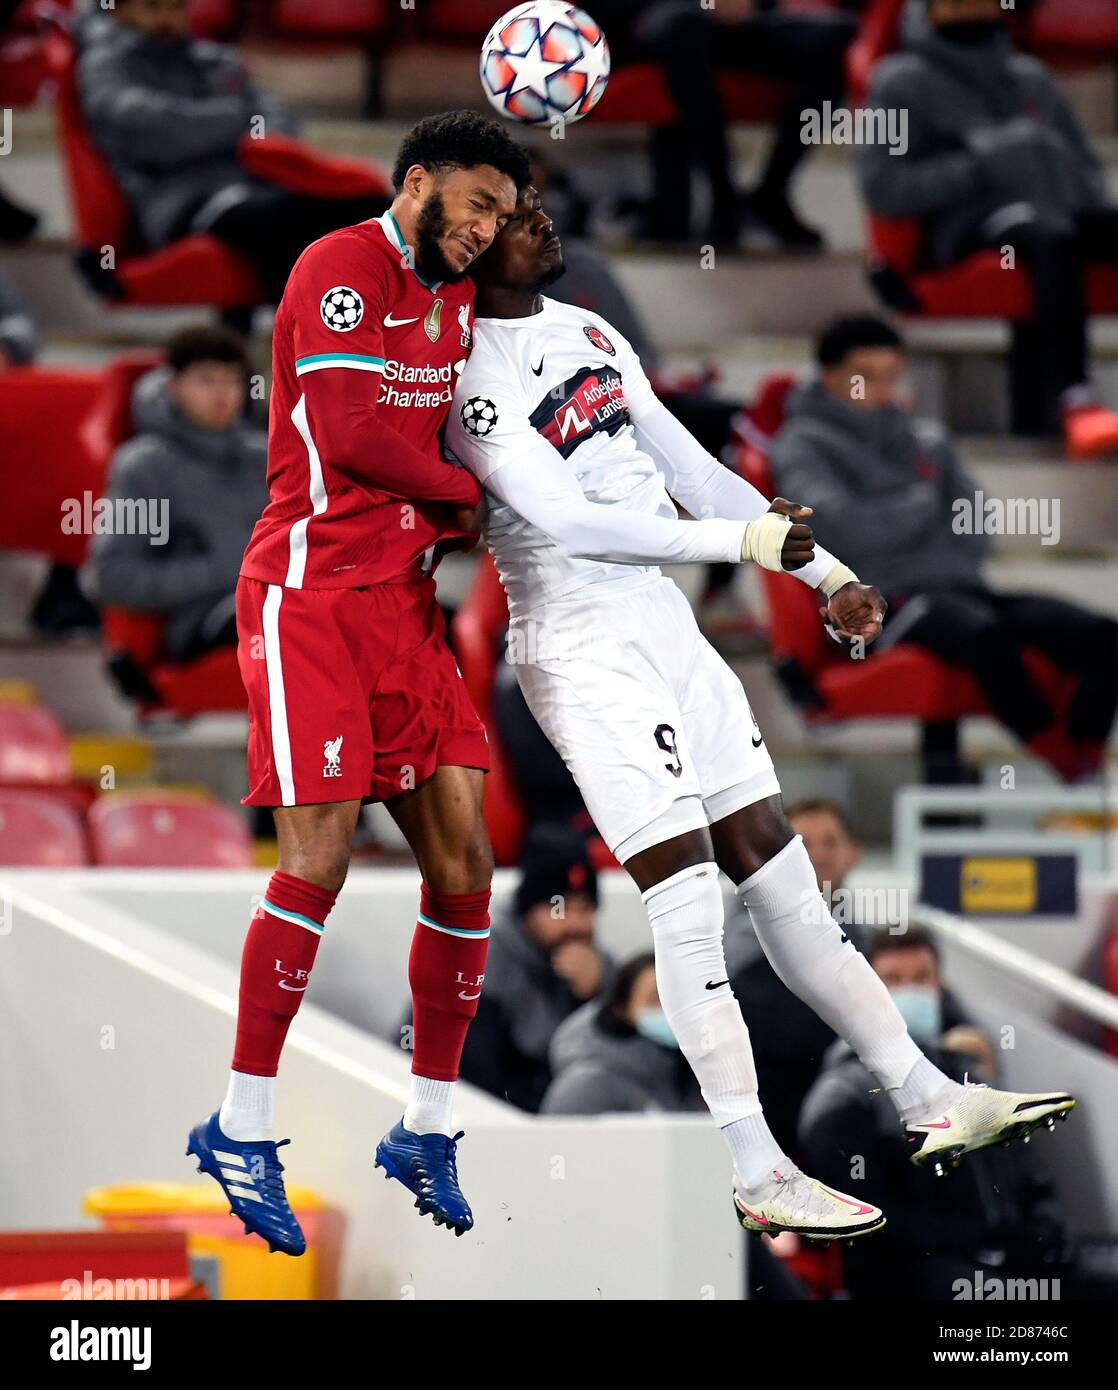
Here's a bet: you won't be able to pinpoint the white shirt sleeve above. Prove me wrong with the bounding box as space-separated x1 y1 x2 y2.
633 398 846 590
447 367 746 568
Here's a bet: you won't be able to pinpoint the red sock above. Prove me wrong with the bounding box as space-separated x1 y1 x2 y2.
231 871 337 1076
409 884 491 1082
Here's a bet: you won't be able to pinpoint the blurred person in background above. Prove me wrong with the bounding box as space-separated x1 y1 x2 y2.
769 315 1118 784
76 0 390 301
400 846 613 1113
87 326 267 661
593 0 857 248
798 927 1117 1300
541 951 701 1115
859 0 1118 455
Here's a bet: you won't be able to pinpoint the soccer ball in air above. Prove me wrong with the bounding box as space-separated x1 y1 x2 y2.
461 396 499 438
480 2 610 127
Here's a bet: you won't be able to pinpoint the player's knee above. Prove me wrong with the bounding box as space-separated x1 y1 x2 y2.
279 843 351 895
427 829 494 894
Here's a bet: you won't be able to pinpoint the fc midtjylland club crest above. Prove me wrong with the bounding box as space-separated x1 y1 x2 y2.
424 298 443 342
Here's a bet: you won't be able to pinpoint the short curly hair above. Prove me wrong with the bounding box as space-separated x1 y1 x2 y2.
391 109 531 194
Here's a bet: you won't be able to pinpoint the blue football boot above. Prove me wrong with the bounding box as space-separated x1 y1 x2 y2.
186 1111 306 1256
374 1121 474 1236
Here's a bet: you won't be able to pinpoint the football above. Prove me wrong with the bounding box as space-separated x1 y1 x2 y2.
479 2 610 128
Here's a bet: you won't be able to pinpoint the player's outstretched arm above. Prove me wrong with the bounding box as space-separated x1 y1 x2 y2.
447 395 747 566
632 399 858 598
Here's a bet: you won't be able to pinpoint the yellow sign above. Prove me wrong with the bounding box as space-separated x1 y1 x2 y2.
961 857 1037 914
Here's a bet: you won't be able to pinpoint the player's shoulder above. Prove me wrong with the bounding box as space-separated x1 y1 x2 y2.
285 220 394 300
548 297 629 358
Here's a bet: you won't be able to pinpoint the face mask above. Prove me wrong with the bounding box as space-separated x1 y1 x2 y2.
936 20 1004 45
890 986 943 1046
635 1008 678 1050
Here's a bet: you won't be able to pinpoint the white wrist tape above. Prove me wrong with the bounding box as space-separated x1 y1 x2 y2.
741 513 793 571
819 562 859 597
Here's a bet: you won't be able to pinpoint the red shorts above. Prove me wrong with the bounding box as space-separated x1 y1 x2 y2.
237 575 489 807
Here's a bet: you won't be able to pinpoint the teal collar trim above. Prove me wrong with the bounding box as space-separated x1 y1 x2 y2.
379 211 443 293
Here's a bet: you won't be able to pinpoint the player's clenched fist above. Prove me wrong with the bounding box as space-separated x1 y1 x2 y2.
821 582 887 643
766 496 816 572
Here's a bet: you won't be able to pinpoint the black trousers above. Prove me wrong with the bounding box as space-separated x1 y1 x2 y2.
594 1 854 233
969 208 1118 433
208 187 391 302
881 583 1118 745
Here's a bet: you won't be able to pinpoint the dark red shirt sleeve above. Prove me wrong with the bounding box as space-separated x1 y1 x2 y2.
289 236 481 507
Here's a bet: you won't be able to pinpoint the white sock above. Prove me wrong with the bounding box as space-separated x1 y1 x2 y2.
643 862 783 1183
404 1075 454 1135
890 1054 962 1122
218 1070 275 1142
738 835 950 1107
724 1113 789 1193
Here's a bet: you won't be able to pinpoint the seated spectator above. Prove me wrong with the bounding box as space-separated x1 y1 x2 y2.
769 316 1118 783
541 951 702 1115
798 926 1116 1300
859 0 1118 455
593 0 856 248
76 0 389 301
440 846 613 1112
86 326 267 661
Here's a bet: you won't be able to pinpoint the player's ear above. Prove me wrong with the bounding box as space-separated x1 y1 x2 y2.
402 164 428 203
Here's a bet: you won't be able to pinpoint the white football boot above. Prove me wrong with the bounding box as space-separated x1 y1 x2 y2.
732 1164 885 1242
905 1080 1075 1177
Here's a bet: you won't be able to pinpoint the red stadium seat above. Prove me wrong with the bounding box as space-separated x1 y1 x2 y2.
88 792 253 868
867 215 1118 321
0 365 106 566
0 701 71 786
1024 0 1118 65
269 0 390 37
0 0 73 107
451 554 527 867
846 0 906 105
0 789 89 867
736 375 1076 736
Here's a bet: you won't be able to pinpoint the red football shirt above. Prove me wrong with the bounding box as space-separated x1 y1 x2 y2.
241 212 481 590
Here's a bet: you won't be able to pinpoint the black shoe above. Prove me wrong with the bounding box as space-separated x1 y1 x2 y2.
741 190 824 253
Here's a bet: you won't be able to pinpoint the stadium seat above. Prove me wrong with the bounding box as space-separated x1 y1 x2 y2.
87 792 254 868
451 554 527 867
0 0 73 106
845 0 906 106
867 215 1118 320
1024 0 1118 66
735 375 1077 764
0 701 72 786
0 789 89 867
0 365 106 566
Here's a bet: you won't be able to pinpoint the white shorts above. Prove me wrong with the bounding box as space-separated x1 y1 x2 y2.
513 573 781 861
